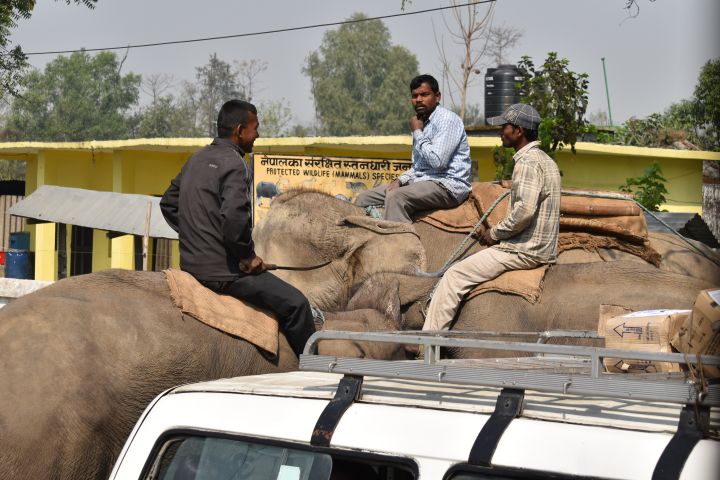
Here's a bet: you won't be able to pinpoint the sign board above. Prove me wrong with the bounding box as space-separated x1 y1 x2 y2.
252 154 411 224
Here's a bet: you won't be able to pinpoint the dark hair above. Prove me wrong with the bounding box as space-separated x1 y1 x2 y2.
510 124 539 142
217 99 257 138
410 74 440 94
523 128 538 141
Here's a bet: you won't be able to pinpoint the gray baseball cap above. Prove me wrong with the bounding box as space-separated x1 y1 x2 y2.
487 103 541 130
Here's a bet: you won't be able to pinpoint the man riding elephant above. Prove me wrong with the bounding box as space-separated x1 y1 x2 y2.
160 99 315 356
422 103 562 331
355 74 472 222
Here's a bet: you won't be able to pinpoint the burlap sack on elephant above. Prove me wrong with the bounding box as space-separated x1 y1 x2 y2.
164 269 279 355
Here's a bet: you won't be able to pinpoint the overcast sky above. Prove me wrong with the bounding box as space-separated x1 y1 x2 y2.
11 0 720 128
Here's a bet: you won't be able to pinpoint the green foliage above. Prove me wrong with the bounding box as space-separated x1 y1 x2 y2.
693 58 720 151
193 54 242 137
0 159 24 180
258 99 293 138
303 13 419 136
452 103 484 127
618 59 719 151
619 113 688 148
134 95 198 139
6 51 140 141
491 146 515 181
619 161 668 211
1 1 97 95
517 52 590 157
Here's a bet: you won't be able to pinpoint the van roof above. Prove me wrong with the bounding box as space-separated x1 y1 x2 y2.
173 367 719 435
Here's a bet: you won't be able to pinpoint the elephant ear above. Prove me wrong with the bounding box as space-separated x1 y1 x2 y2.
338 215 420 238
347 276 402 329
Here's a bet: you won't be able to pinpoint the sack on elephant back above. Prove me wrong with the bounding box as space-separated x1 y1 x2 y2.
164 269 279 355
419 182 656 260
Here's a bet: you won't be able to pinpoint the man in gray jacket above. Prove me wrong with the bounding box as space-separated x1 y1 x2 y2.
161 99 315 356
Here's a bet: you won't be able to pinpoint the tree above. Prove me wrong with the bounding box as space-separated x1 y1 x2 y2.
434 1 494 122
303 13 419 136
1 1 97 95
693 59 720 151
6 50 140 141
134 94 199 139
693 59 720 241
193 54 242 137
517 52 590 156
234 58 268 102
485 24 523 67
258 99 293 138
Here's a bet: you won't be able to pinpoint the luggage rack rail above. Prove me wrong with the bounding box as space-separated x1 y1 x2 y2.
299 330 720 406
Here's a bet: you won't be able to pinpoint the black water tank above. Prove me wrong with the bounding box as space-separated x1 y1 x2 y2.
484 64 524 122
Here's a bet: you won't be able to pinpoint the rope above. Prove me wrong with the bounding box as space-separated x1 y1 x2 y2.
420 190 510 316
310 304 325 326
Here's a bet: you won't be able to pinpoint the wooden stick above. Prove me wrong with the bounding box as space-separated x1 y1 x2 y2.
142 201 152 271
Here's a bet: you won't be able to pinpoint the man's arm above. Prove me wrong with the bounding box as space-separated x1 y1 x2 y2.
398 167 417 186
412 116 465 170
160 171 182 233
491 161 543 241
219 162 256 261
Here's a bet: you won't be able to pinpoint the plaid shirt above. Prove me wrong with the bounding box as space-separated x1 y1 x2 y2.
490 141 561 263
399 105 471 202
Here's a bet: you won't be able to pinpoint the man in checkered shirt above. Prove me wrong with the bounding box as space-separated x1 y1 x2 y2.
422 103 561 331
356 74 471 223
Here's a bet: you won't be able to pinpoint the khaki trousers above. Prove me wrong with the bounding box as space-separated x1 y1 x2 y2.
422 247 540 331
355 180 458 223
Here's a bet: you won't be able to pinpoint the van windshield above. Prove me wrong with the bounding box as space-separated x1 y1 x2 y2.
146 435 332 480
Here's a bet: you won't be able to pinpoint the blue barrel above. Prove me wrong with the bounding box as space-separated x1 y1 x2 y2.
9 232 30 250
5 250 31 279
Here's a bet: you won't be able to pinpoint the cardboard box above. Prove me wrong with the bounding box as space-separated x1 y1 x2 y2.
671 289 720 378
598 307 690 373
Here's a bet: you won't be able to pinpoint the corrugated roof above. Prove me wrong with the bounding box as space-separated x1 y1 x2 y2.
8 185 178 239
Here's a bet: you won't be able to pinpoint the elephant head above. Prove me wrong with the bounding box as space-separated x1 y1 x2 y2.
319 275 412 360
254 190 426 310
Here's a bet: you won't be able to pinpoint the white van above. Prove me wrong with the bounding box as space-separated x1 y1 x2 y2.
110 331 719 480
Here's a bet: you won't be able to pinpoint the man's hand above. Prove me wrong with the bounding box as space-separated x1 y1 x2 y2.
239 255 267 275
409 115 424 132
386 179 401 192
480 228 497 246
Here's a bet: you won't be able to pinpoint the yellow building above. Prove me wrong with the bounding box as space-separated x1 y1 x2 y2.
0 136 717 281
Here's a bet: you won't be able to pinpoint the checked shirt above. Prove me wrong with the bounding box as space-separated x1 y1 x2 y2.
490 141 561 263
399 105 471 203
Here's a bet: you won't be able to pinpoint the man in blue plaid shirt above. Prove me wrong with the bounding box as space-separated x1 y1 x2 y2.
356 74 471 223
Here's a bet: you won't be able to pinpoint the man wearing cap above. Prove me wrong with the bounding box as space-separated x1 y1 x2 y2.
422 103 561 331
355 74 471 223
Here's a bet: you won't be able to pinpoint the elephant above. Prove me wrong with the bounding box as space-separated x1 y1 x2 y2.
255 190 719 359
254 189 427 311
0 269 407 480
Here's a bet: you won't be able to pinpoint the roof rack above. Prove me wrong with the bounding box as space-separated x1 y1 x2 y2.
299 330 720 407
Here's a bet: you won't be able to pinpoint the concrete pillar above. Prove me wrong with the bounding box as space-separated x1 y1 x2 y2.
33 152 58 281
110 235 135 270
110 152 134 270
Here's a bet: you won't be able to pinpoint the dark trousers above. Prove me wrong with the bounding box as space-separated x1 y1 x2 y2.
355 180 460 223
200 272 316 356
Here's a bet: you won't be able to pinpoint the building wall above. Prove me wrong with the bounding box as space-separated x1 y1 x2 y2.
0 137 717 280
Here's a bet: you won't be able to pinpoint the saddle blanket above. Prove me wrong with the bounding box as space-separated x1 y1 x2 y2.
164 269 279 355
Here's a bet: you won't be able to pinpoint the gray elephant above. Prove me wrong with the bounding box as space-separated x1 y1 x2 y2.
0 269 407 480
255 190 719 360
